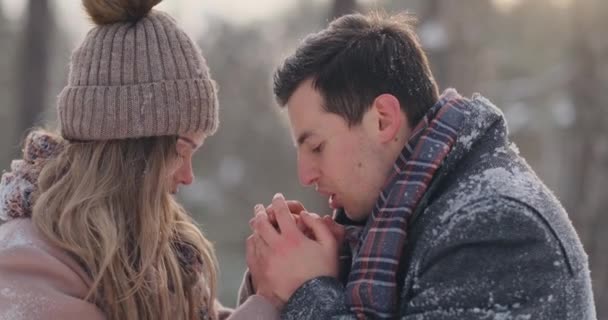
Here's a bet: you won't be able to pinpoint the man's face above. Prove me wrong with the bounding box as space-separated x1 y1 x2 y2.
286 79 389 221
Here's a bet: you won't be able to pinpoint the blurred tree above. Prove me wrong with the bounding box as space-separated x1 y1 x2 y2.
192 18 327 304
381 0 498 96
423 0 497 96
567 0 608 316
0 4 18 168
17 0 52 139
488 1 573 183
330 0 358 20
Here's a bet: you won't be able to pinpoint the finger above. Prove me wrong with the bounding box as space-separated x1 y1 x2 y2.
272 193 299 235
307 212 321 219
252 205 281 247
322 216 346 243
254 203 278 229
246 234 270 288
246 234 264 284
245 234 257 267
294 215 315 239
267 200 306 214
294 214 308 230
265 205 277 226
300 211 336 249
286 200 306 214
249 207 276 232
266 200 306 222
252 233 270 255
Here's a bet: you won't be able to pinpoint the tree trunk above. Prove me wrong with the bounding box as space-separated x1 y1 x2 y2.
18 0 52 137
329 0 358 20
0 4 18 168
418 0 497 97
441 0 496 97
567 0 607 317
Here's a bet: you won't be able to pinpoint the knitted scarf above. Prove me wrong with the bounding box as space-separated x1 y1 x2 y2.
338 89 468 319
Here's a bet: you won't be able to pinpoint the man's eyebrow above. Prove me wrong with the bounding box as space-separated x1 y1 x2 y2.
178 136 198 149
296 130 315 146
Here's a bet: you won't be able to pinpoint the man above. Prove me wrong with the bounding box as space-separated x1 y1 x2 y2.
247 12 596 320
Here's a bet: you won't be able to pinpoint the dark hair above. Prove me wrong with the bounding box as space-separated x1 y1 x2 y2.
273 12 439 127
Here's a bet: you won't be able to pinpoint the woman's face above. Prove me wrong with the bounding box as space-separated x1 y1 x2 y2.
169 131 206 194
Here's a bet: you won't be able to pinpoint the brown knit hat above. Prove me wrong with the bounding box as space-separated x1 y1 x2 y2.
57 0 219 140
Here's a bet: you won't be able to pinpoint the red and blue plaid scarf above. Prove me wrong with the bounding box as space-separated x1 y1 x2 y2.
336 89 468 319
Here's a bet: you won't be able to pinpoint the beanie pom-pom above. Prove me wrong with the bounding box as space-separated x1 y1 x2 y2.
82 0 162 25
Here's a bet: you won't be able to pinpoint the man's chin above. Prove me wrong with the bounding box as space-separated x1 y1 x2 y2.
343 208 368 222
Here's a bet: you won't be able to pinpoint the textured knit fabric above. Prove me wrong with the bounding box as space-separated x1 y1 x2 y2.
281 89 596 320
340 89 467 318
0 131 64 221
57 10 219 140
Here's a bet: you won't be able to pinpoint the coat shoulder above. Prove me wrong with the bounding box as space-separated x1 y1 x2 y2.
427 148 589 275
0 219 105 320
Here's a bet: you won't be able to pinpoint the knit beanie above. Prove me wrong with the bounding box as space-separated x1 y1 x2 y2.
57 0 219 140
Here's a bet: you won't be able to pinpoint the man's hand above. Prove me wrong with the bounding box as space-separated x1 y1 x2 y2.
265 199 345 243
246 233 284 309
264 200 314 238
321 215 346 246
245 198 310 309
265 200 306 222
247 193 340 303
246 200 305 308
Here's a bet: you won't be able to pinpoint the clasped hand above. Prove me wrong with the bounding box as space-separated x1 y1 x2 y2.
246 193 345 309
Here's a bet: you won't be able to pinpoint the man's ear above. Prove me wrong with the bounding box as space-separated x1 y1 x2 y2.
372 94 406 144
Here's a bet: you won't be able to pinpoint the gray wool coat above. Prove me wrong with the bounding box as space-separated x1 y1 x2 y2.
281 93 596 319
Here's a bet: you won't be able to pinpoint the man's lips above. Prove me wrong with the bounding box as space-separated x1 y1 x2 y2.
325 192 340 209
317 188 341 209
329 194 339 209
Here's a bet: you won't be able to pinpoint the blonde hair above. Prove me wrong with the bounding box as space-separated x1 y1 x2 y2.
32 131 218 320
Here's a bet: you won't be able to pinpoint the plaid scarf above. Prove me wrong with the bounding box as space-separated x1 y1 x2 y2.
337 89 468 319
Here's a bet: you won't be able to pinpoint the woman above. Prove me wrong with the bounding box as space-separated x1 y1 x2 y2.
0 0 278 319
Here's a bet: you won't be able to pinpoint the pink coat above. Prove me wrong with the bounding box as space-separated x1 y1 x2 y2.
0 219 279 320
